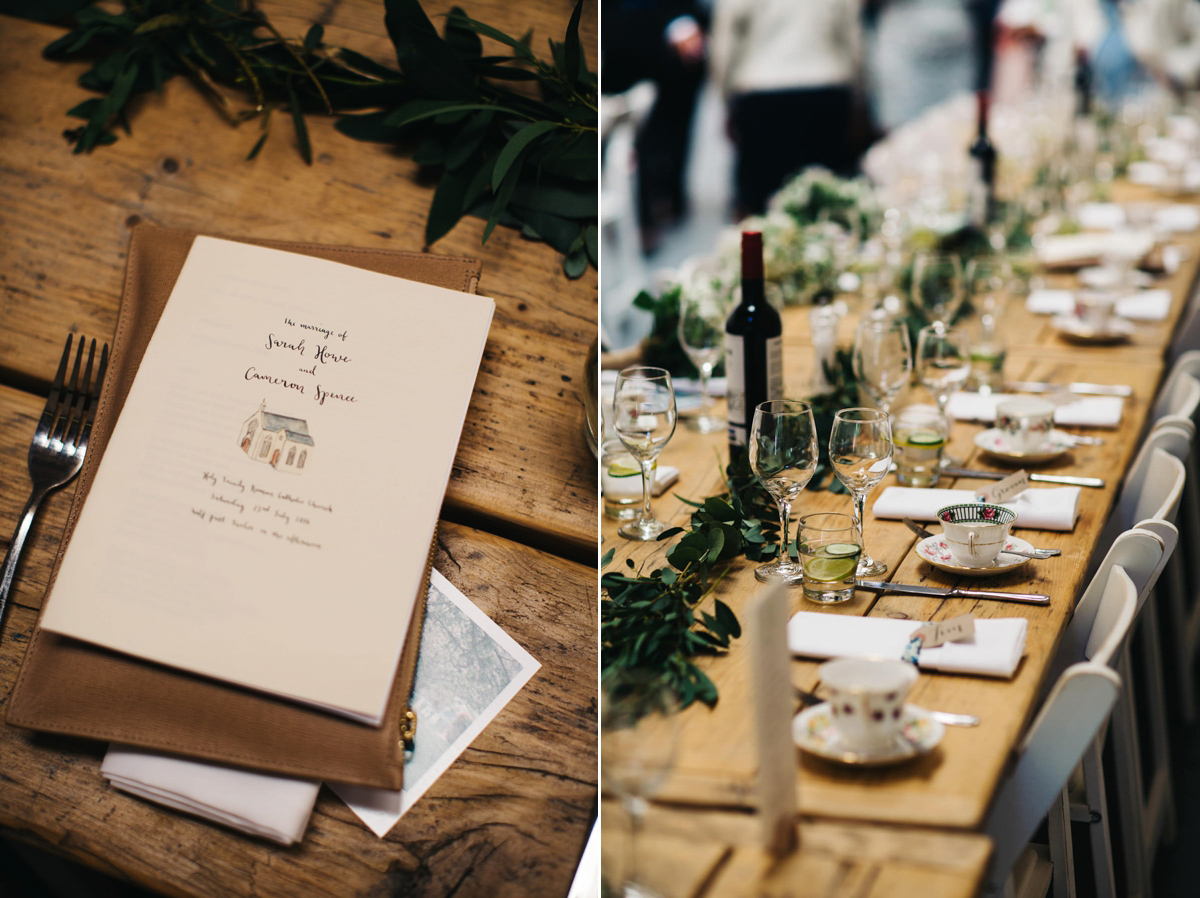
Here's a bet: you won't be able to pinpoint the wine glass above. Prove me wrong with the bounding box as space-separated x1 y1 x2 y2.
676 283 726 433
852 315 912 416
916 324 971 413
613 367 677 540
963 258 1010 393
912 251 964 326
829 408 894 577
601 669 681 898
748 400 819 583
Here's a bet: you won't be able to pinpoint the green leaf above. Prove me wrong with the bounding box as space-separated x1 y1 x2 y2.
384 0 476 99
385 100 512 129
445 109 493 170
714 600 741 639
601 548 614 568
482 156 519 243
584 223 598 265
424 164 473 246
492 119 556 189
333 111 402 143
563 245 587 279
445 13 537 63
304 23 324 53
134 13 186 35
444 6 483 59
287 83 312 165
563 0 584 86
335 47 406 81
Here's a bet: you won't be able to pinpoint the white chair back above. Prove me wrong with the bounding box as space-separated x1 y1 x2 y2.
1151 365 1200 423
983 662 1123 894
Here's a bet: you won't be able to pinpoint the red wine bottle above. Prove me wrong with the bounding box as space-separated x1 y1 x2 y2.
725 231 783 456
967 89 997 227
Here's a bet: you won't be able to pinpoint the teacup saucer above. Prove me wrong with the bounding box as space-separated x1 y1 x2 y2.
1052 314 1135 345
792 703 944 766
974 427 1074 463
1078 266 1152 290
916 534 1033 577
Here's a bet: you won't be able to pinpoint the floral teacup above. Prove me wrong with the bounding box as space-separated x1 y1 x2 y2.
937 503 1017 567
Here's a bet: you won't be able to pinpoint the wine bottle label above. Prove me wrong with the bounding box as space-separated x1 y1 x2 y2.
766 335 783 399
726 333 747 445
726 334 784 446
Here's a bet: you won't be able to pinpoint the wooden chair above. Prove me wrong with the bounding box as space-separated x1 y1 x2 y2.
982 561 1137 897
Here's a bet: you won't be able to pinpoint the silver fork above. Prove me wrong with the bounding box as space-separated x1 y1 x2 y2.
901 517 1061 559
0 336 108 630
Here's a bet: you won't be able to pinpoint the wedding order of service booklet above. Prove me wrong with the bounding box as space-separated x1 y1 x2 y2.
37 236 495 725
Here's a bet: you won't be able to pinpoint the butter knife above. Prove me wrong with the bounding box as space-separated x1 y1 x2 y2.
942 465 1105 488
1006 380 1133 397
857 580 1051 605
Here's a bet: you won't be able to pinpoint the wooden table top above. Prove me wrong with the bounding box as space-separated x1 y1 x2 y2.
0 2 599 896
601 802 992 898
0 1 598 562
601 190 1200 867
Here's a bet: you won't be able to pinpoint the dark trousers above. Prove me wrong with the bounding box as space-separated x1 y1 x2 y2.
729 85 856 217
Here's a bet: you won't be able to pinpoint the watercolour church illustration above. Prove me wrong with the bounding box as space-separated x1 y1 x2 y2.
239 401 313 474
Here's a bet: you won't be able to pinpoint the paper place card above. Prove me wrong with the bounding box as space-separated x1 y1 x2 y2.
976 470 1031 504
911 614 976 650
39 237 495 724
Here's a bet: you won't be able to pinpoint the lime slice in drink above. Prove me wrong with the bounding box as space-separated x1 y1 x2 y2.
825 543 861 558
804 554 859 583
606 461 640 478
901 430 946 449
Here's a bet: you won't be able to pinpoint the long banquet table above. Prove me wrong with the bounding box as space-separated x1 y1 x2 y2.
0 3 598 897
601 182 1200 896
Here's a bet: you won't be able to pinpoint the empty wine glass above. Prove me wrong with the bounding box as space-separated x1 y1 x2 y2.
677 283 726 433
916 324 971 413
852 315 912 416
748 400 819 583
963 258 1010 393
601 669 681 898
830 408 894 577
912 251 964 326
613 366 677 541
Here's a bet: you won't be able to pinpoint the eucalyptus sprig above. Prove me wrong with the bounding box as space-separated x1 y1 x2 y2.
21 0 597 277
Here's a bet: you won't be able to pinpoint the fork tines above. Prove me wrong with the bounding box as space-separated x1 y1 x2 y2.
40 335 109 457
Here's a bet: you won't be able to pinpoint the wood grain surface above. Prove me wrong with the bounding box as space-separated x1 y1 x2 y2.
0 2 599 560
600 802 991 898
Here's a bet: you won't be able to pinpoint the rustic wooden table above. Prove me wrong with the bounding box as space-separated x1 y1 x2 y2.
0 3 598 897
601 187 1200 894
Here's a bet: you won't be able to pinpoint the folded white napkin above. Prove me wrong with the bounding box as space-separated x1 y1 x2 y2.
605 465 680 497
1035 231 1155 268
1128 159 1200 191
101 746 319 845
873 485 1082 531
946 391 1124 428
1077 203 1125 230
788 612 1028 678
1156 204 1200 233
1025 288 1171 321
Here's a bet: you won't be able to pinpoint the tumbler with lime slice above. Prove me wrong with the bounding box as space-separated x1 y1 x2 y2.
893 405 949 487
602 439 653 519
798 513 862 604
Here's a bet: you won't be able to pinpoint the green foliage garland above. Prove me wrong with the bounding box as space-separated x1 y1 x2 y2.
16 0 597 277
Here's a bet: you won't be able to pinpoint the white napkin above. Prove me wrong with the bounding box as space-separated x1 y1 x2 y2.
1156 204 1200 233
1128 159 1200 191
1025 288 1171 321
1077 203 1126 230
873 485 1082 531
788 612 1028 678
946 391 1124 428
605 465 680 497
1035 231 1155 269
101 746 319 845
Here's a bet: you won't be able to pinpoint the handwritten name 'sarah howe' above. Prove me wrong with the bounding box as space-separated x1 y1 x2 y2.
244 317 356 406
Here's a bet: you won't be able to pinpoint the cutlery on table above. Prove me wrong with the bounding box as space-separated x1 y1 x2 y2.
1005 380 1133 397
0 335 108 633
857 580 1051 605
794 685 980 727
902 517 1061 560
941 465 1105 488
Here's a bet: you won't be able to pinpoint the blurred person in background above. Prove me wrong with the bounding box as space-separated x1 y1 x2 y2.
708 0 864 218
1123 0 1200 91
866 0 1002 132
603 0 710 252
